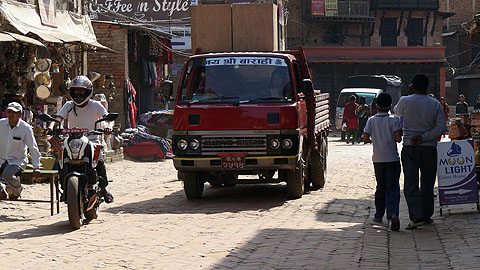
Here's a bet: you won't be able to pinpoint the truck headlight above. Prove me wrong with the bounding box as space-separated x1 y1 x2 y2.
177 139 188 150
269 138 280 150
282 139 293 149
189 139 200 150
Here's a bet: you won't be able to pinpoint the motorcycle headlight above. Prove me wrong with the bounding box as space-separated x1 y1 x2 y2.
269 138 280 150
282 139 293 149
177 139 188 151
336 112 343 118
189 139 200 150
68 139 83 154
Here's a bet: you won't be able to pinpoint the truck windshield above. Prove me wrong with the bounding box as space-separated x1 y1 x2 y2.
337 93 376 107
178 56 294 103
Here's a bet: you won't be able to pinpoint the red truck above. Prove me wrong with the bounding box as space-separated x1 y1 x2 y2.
171 49 330 199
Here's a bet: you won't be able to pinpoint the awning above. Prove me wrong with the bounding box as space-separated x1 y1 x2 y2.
0 1 109 49
0 32 15 41
1 31 46 47
454 74 480 80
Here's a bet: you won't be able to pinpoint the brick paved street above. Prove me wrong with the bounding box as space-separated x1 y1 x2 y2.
1 136 480 269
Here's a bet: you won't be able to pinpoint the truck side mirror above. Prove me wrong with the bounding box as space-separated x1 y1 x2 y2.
161 80 174 98
302 79 314 95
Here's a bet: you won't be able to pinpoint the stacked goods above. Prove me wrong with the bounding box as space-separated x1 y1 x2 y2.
449 118 468 140
471 111 480 134
191 3 282 53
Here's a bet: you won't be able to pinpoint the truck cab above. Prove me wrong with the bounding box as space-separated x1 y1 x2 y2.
172 51 329 199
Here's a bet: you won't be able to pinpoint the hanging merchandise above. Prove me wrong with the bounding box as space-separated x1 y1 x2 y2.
149 36 163 57
125 79 138 129
33 57 52 100
161 39 173 64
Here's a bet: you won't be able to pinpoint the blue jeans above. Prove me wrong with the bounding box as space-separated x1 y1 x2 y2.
401 146 437 221
373 161 401 219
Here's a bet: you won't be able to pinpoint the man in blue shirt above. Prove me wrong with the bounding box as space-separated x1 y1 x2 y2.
394 74 446 229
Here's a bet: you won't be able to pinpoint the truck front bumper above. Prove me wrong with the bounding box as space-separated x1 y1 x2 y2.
173 155 297 171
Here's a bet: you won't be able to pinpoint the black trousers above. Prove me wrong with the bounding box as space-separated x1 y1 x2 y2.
401 146 437 221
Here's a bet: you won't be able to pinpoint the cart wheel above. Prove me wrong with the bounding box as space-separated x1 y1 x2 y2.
440 208 443 216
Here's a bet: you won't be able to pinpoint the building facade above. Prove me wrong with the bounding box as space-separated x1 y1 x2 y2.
440 0 480 107
286 0 448 120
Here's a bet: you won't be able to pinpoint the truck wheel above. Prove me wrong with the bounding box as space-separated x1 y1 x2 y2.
309 149 325 189
177 171 185 181
183 172 204 199
287 158 305 198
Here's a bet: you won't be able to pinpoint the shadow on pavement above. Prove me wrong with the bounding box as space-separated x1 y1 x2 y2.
105 184 290 215
0 220 74 240
0 215 32 222
209 198 375 269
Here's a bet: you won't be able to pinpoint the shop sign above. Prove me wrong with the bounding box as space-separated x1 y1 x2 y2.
325 0 338 17
228 0 257 3
39 0 57 27
88 0 191 22
437 140 479 206
312 0 325 16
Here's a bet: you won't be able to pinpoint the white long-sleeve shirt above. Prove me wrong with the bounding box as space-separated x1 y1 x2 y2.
394 94 447 147
0 118 41 169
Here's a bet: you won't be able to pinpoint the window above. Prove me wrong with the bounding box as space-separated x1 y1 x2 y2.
407 18 424 46
324 24 344 45
380 18 397 46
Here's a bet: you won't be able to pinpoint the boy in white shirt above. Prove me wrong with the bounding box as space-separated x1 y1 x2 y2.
363 93 402 231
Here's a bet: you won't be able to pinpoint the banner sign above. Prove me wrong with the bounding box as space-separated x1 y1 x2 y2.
38 0 57 27
312 0 325 16
88 0 191 22
203 57 287 67
325 0 338 17
437 140 479 206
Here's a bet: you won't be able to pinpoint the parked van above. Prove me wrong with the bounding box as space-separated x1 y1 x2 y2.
335 75 402 139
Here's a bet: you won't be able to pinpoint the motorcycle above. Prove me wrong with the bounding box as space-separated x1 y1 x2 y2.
38 113 118 229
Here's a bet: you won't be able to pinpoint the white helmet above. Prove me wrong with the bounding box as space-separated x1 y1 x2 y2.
69 75 93 106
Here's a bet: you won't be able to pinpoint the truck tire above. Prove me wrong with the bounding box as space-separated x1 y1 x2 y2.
287 158 305 198
309 149 325 189
183 172 204 199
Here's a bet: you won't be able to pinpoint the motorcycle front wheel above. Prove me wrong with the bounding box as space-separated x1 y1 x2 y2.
67 176 84 229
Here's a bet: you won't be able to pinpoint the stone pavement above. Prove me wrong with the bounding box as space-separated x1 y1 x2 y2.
1 137 480 269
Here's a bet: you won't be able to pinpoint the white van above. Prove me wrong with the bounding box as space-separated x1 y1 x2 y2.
335 88 381 131
335 75 402 140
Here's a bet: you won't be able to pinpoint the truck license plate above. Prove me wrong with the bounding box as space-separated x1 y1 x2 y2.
221 156 246 169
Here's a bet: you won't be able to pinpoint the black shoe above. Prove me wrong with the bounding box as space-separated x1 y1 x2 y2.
0 187 7 200
423 218 434 224
101 188 114 203
405 219 424 230
60 192 66 202
390 215 400 231
373 217 383 223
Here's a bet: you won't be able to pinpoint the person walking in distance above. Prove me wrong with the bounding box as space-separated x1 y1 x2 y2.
355 96 369 142
394 74 446 229
456 94 468 114
363 93 402 231
342 95 358 144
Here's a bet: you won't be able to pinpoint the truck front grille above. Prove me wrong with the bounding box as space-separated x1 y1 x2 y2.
202 135 267 155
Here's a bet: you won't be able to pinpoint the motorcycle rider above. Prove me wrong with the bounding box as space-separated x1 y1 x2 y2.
48 75 114 203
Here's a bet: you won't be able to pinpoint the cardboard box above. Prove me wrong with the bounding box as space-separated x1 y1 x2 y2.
191 3 281 53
